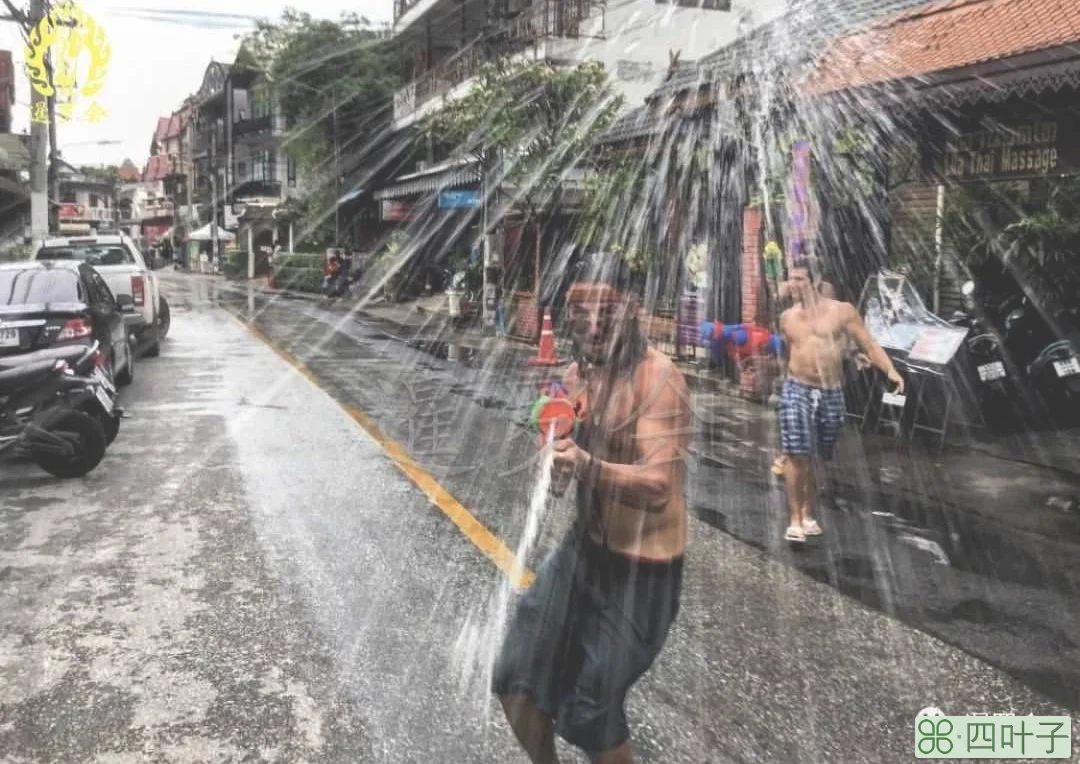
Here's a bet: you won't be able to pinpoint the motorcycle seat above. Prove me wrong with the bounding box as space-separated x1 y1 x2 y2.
0 359 63 393
0 344 93 371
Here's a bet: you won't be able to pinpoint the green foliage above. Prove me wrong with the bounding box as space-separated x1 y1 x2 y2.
224 247 247 279
273 266 324 293
421 60 623 214
577 153 647 248
275 252 325 269
0 244 32 262
238 9 405 231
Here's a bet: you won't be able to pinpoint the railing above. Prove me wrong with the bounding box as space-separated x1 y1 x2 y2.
507 0 592 43
392 0 596 123
58 205 118 222
234 114 273 136
143 201 175 218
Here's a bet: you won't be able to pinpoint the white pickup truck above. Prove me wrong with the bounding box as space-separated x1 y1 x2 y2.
33 234 171 357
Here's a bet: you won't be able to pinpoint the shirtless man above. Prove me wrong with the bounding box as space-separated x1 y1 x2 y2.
778 257 904 542
492 253 691 764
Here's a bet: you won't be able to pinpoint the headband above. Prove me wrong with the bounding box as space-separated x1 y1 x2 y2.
565 283 633 304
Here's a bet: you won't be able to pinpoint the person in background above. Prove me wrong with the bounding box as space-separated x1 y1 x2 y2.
778 257 904 542
323 254 344 298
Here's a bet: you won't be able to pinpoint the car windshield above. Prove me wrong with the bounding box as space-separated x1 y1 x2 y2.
38 244 134 266
0 268 81 306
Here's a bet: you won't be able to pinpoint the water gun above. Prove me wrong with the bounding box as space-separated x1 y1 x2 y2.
529 380 586 447
713 322 785 359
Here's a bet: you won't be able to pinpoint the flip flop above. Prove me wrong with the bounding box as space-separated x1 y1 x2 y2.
771 457 787 476
803 519 823 536
785 525 806 543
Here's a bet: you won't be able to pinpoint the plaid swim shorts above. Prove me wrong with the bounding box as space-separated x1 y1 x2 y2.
779 378 846 461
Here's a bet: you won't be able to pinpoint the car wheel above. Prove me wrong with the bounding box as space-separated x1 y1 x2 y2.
158 296 171 340
115 342 134 386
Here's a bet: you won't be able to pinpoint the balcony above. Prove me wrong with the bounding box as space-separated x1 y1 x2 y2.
392 0 594 126
234 114 273 137
58 204 118 222
192 127 226 157
143 200 175 219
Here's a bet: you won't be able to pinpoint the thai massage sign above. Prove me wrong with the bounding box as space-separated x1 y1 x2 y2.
942 119 1060 180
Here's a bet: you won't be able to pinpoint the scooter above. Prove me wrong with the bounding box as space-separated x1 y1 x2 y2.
0 342 122 445
950 281 1019 432
0 358 108 478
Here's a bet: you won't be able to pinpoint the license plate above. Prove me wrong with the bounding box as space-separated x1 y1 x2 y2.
93 367 116 394
1054 357 1080 377
0 328 19 347
882 392 907 408
977 361 1006 381
94 384 113 414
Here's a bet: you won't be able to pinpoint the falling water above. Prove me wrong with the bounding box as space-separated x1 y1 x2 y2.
451 421 558 726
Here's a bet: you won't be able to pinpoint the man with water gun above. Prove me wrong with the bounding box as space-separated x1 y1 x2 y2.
493 252 692 764
778 256 904 543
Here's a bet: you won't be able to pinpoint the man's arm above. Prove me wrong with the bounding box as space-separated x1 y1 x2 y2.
587 365 692 512
843 303 905 392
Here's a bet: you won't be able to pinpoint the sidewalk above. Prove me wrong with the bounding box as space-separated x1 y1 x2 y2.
228 277 1080 532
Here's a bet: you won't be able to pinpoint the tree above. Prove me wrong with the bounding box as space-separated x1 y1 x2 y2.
422 59 623 230
238 9 405 245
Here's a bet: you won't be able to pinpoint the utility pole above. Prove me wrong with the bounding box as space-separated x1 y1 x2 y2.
28 0 48 239
332 82 340 246
210 127 219 272
46 51 59 234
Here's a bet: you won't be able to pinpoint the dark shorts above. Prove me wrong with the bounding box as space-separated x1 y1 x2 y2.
779 378 846 461
491 533 683 754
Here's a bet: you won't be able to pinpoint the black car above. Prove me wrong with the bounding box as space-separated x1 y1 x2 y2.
0 260 135 386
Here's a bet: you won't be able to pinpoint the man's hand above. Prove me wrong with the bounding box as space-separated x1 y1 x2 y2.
887 367 905 394
550 438 587 494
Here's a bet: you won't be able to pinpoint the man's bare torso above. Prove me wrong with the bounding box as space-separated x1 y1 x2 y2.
781 299 855 389
564 348 689 561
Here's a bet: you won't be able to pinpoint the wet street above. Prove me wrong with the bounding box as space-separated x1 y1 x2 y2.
1 271 1077 764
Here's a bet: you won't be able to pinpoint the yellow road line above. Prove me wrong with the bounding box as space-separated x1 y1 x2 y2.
228 310 535 589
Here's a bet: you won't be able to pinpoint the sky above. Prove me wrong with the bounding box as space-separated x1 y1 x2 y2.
0 0 393 169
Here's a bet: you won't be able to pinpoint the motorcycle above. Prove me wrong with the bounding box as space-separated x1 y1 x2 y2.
948 283 1016 426
0 358 108 478
0 342 122 445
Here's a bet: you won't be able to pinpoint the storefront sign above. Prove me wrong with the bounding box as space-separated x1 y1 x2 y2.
438 190 481 209
941 119 1060 180
380 200 416 222
59 203 85 219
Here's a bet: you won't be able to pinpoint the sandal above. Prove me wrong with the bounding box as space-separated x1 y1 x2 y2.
771 457 787 476
803 519 823 536
785 525 806 543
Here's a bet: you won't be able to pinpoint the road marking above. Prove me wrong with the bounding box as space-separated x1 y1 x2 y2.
227 310 535 590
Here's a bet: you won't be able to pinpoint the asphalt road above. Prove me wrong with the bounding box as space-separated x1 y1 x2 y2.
1 271 1076 763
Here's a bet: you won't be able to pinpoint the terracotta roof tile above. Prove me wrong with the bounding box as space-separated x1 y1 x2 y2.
804 0 1080 95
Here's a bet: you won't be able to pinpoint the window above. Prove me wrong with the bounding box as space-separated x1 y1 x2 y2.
90 194 100 207
253 151 275 182
655 0 730 8
90 271 116 308
61 191 76 204
36 244 135 266
0 268 81 306
252 88 272 120
287 156 296 187
237 161 247 179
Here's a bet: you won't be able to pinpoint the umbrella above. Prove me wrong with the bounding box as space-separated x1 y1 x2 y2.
188 223 235 242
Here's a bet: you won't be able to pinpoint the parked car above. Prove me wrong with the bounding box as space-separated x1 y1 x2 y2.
32 233 170 357
0 260 136 386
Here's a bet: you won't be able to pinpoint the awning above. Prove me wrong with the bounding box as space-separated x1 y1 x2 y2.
0 134 31 172
373 158 481 200
337 186 365 206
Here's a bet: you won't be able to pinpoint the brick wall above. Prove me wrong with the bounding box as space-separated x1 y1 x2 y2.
742 207 762 325
510 291 539 341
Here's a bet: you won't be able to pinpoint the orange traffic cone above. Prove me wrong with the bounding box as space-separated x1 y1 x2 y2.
528 308 562 367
